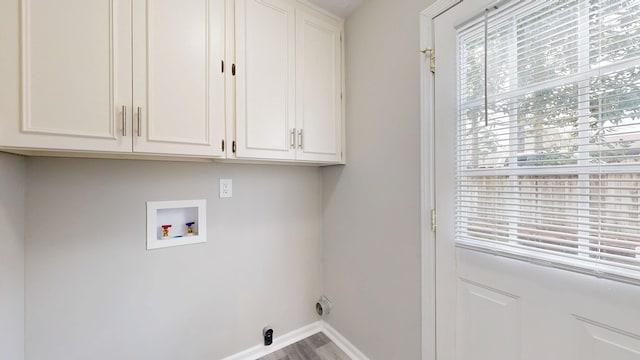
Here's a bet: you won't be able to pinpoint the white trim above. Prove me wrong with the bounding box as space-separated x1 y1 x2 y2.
419 1 461 360
220 321 323 360
420 0 461 20
320 321 370 360
220 320 370 360
295 0 345 21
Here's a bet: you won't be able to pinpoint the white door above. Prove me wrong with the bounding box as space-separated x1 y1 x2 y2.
295 8 343 163
132 0 226 157
235 0 296 160
433 1 640 359
0 0 132 152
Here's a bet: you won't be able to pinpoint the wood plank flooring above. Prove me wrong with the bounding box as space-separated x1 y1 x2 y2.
257 332 351 360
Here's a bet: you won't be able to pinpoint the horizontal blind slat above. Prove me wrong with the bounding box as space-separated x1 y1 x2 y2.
456 206 639 227
457 230 640 260
457 218 640 249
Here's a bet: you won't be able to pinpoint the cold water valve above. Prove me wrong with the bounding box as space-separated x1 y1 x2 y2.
186 221 195 235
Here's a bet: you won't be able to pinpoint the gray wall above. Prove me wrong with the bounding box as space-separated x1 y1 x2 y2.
0 153 25 360
25 158 323 360
321 0 433 358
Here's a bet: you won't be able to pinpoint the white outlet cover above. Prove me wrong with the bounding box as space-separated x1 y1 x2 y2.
220 179 232 198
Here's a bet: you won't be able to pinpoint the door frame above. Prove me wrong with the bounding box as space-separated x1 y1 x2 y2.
419 1 461 359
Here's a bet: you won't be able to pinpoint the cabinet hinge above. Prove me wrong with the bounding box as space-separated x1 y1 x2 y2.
232 140 236 153
430 209 437 232
421 48 435 74
221 139 225 152
221 60 224 73
232 64 236 76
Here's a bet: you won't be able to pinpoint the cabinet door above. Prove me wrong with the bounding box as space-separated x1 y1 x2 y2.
0 0 132 152
132 0 226 157
235 0 296 160
295 8 343 163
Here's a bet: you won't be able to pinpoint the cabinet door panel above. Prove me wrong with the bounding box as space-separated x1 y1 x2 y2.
133 0 225 157
295 9 342 163
235 0 296 160
0 0 132 152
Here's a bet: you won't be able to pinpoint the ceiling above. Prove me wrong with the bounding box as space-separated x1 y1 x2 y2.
305 0 365 18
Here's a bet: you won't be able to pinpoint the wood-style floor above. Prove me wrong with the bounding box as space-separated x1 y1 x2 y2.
257 332 351 360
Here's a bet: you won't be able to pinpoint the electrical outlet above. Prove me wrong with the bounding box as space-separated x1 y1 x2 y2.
263 327 273 346
219 179 232 198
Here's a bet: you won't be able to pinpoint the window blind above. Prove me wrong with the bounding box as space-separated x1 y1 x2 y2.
456 0 640 283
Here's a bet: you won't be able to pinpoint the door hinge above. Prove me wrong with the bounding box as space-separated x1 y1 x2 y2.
430 209 437 232
421 48 435 73
232 64 236 76
232 140 236 153
221 60 224 73
221 139 225 152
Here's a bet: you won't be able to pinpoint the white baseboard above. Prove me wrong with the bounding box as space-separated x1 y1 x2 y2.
320 321 370 360
220 320 369 360
220 321 323 360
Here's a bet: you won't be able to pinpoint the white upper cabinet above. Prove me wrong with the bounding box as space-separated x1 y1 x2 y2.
132 0 226 157
0 0 344 164
234 0 344 163
0 0 132 152
235 0 297 160
295 8 343 163
0 0 225 157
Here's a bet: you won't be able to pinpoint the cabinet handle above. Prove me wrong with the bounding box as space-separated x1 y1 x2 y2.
298 129 303 149
122 105 127 136
137 107 142 137
290 129 296 149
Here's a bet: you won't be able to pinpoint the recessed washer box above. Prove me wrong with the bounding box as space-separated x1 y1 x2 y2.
146 199 207 250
